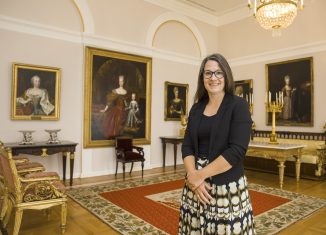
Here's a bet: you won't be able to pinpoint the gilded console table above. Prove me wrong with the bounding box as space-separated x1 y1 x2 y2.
160 136 184 169
3 141 78 186
247 141 305 189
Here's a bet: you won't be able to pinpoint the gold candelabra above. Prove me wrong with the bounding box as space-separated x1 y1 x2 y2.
266 91 284 144
179 115 188 137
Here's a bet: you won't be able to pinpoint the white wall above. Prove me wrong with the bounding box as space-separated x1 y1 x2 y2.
0 0 216 179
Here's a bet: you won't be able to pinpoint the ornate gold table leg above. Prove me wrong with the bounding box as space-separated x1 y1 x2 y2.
294 156 301 182
277 160 286 189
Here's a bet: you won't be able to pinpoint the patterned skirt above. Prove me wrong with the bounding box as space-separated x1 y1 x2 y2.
178 157 255 235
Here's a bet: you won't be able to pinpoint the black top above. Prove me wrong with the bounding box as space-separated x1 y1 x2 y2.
198 114 216 156
182 94 252 185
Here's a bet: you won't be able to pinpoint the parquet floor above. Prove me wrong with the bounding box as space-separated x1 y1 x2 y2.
5 165 326 235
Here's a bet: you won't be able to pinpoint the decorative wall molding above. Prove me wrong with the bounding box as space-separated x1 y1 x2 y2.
0 15 201 66
0 15 82 43
144 0 218 26
144 0 250 27
229 40 326 67
72 0 95 34
146 12 206 57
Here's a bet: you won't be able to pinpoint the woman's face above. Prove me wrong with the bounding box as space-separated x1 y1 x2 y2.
174 88 179 98
203 60 225 95
32 77 40 88
285 76 290 85
118 76 124 87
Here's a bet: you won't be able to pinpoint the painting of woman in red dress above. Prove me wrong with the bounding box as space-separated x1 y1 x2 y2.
100 75 128 139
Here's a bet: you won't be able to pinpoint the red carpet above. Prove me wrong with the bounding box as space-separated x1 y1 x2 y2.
100 179 290 235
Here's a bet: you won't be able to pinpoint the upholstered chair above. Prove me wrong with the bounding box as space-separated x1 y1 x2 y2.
115 137 145 178
0 145 67 235
0 150 44 225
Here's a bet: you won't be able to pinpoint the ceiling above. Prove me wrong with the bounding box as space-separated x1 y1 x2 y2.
176 0 247 15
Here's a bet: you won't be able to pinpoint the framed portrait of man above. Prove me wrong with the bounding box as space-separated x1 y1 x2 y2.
11 63 61 120
164 82 188 121
234 79 253 115
266 57 313 126
84 47 152 148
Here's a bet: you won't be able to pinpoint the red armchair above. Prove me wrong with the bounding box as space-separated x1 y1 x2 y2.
115 137 145 178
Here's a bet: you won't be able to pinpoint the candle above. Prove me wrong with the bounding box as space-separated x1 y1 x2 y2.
246 94 248 103
276 92 278 104
281 91 284 105
269 91 271 103
251 93 254 105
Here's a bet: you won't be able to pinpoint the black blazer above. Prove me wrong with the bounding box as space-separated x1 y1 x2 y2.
182 93 252 185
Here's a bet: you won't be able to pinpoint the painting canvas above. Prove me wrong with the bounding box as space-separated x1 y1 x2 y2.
235 79 253 114
164 82 188 121
11 63 60 120
84 47 152 148
266 57 313 126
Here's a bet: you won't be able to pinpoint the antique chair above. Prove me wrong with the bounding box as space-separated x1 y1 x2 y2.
0 145 67 235
0 144 45 225
115 137 145 178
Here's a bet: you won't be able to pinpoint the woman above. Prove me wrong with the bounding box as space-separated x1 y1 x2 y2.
168 86 185 118
281 75 296 120
100 75 128 138
179 54 255 234
16 75 54 115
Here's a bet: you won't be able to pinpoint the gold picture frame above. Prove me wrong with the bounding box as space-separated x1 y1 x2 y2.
266 57 313 126
235 79 253 115
84 47 152 148
164 81 189 121
11 63 61 120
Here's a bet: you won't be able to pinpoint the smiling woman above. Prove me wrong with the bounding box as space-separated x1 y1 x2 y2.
179 53 255 234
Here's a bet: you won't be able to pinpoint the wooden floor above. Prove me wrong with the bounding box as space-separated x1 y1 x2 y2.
4 165 326 235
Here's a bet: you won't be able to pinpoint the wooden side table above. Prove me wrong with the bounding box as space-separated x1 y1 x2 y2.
160 136 184 169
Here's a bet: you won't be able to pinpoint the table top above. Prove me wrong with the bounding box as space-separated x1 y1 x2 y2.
3 141 78 149
249 141 306 150
160 136 184 140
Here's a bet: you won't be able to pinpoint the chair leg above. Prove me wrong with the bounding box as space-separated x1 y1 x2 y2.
61 202 67 234
0 187 8 221
115 161 118 176
123 163 125 179
130 162 134 174
3 200 13 227
141 161 144 178
13 208 23 235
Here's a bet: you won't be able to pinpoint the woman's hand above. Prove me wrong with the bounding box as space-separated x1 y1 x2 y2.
186 170 206 190
194 182 213 205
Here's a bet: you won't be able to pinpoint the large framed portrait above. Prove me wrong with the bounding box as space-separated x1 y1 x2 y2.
84 47 152 148
164 82 188 121
11 63 61 120
235 79 253 114
266 57 313 126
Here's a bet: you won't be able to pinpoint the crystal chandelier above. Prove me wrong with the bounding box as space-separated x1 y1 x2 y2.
248 0 304 36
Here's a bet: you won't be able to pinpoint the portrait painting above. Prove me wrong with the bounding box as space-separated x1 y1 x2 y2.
234 79 253 114
266 57 313 126
164 82 188 121
11 63 60 120
84 47 152 148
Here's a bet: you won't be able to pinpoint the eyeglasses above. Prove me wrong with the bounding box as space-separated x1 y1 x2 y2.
203 70 225 80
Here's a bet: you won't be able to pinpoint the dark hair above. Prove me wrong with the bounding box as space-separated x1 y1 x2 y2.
194 53 235 103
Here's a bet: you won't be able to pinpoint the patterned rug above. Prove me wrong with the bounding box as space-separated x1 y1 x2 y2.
67 172 326 235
